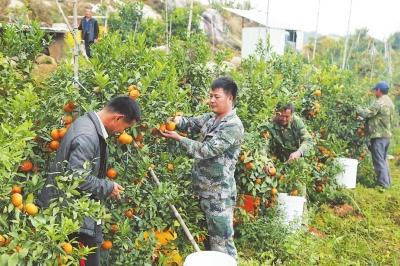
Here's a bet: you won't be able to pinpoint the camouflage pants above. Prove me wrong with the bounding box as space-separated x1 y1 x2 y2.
199 197 237 259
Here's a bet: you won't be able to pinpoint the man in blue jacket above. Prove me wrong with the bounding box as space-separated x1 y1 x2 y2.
38 96 140 265
78 7 99 58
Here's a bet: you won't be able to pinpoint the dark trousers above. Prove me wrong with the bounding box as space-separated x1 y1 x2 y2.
84 39 94 58
369 138 391 188
70 233 101 266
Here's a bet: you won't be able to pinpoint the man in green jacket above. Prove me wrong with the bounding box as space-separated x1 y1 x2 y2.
358 82 395 188
263 103 314 163
161 77 244 259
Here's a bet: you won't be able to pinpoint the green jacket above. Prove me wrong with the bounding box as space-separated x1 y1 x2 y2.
358 95 395 139
177 109 244 199
263 115 314 162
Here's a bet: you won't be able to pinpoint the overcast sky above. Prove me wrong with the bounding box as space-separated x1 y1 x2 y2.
247 0 400 40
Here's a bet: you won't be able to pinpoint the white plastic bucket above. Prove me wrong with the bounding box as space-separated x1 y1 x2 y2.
184 251 237 266
277 193 306 230
335 158 359 189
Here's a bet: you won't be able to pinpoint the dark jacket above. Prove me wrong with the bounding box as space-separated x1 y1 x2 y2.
38 112 114 240
78 17 99 42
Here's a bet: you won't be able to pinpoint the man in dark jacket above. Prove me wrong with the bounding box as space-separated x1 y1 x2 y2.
38 96 140 265
78 7 99 58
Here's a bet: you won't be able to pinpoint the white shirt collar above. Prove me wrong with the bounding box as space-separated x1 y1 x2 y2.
94 112 108 139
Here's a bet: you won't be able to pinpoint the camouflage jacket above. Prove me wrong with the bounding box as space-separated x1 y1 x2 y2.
263 115 314 162
358 95 395 139
177 109 244 199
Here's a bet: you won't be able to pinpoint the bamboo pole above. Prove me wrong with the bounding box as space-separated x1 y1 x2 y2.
148 168 201 252
342 0 353 69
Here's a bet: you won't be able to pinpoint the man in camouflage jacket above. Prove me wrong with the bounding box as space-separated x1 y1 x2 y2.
263 103 314 163
161 77 244 259
358 82 395 188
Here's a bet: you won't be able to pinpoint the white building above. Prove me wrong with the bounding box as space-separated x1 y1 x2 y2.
224 8 308 58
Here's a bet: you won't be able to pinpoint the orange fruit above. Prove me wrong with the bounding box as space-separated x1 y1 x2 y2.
0 235 6 247
313 89 322 97
50 129 60 140
159 124 166 132
255 178 262 185
279 175 285 181
268 167 277 177
16 204 24 211
124 209 134 219
101 240 113 250
11 193 23 207
111 224 119 234
19 160 33 172
63 101 76 113
196 234 206 243
129 89 140 100
49 140 60 151
315 185 324 193
25 203 38 216
166 121 176 131
58 128 68 138
61 242 73 254
64 115 73 125
239 154 246 162
245 162 254 170
167 163 174 171
271 188 278 196
118 132 133 145
106 168 118 179
290 190 298 196
261 131 270 139
11 185 22 194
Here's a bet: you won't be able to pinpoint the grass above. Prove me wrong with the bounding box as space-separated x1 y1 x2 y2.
239 129 400 265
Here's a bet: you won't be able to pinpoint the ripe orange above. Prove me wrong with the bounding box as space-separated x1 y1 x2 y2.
58 128 68 138
196 234 206 243
25 203 38 216
61 242 73 255
118 132 133 145
315 185 324 193
290 190 298 196
124 209 134 219
50 129 60 140
111 224 119 234
279 175 285 181
64 115 73 125
19 160 33 172
106 168 118 179
271 187 278 196
167 163 174 171
166 121 176 131
11 193 23 207
268 167 277 177
11 185 22 194
49 140 60 151
239 154 246 162
16 204 24 211
245 162 254 170
129 89 140 100
313 89 322 97
255 178 262 185
159 124 166 132
261 131 270 139
101 240 113 250
0 235 5 247
63 101 76 113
